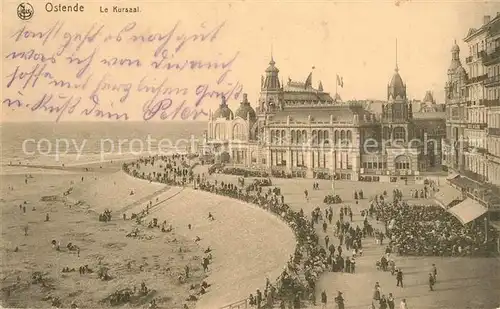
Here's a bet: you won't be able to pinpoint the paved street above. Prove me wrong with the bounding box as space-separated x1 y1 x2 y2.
206 172 500 309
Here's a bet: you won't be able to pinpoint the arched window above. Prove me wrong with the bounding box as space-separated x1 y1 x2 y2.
297 131 302 144
323 130 330 146
291 130 296 144
270 130 274 144
215 123 222 140
346 131 352 143
334 131 339 145
232 123 245 141
302 130 308 143
281 130 286 145
383 127 391 140
340 130 346 143
318 130 324 145
394 155 410 170
312 130 317 145
393 127 406 142
453 127 459 141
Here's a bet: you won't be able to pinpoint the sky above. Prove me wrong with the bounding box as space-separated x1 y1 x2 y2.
2 0 500 122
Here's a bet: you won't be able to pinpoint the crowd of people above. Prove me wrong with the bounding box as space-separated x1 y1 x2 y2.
122 154 195 186
371 189 498 257
123 158 498 309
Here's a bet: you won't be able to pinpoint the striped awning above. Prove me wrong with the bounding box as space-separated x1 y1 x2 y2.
448 198 488 225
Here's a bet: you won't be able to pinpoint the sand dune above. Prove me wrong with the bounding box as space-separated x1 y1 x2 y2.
116 188 297 309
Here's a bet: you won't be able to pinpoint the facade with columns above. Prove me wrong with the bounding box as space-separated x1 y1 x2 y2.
203 56 443 181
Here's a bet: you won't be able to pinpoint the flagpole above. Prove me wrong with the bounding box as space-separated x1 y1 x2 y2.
336 74 338 101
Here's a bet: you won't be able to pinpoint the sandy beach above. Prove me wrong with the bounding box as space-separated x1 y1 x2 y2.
1 161 296 309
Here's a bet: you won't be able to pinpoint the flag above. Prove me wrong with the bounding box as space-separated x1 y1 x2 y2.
337 75 344 88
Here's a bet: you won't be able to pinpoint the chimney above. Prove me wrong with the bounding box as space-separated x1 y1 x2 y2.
242 93 248 104
484 15 491 24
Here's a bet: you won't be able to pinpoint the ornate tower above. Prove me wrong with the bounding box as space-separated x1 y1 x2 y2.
381 40 413 143
259 55 283 113
444 41 468 170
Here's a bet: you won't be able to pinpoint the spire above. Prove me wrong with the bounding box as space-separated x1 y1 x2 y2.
395 38 399 72
318 81 324 92
304 66 315 89
270 44 275 65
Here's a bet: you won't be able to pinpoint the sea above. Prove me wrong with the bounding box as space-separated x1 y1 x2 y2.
0 121 206 166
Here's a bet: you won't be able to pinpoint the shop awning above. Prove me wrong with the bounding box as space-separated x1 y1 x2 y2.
446 173 459 180
434 185 462 208
448 198 488 225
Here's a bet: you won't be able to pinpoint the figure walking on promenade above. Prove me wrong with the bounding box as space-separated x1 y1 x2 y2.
432 264 437 282
321 290 327 309
428 273 435 291
396 269 404 287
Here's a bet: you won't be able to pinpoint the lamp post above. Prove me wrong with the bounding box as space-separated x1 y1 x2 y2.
484 214 489 243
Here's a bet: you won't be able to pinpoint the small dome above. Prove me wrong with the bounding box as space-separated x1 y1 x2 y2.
235 94 256 121
213 96 234 120
388 67 406 100
451 43 460 53
265 58 279 73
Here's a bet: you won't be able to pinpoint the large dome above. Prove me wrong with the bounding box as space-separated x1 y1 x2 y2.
388 67 406 100
213 96 234 120
235 94 256 121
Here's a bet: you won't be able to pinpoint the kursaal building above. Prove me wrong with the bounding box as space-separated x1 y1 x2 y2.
202 53 445 182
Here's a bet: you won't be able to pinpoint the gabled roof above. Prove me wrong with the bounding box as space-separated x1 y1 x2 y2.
466 28 477 38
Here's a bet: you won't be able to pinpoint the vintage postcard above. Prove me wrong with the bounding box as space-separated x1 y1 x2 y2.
1 1 500 309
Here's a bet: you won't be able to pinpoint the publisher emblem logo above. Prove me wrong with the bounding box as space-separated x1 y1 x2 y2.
17 3 34 20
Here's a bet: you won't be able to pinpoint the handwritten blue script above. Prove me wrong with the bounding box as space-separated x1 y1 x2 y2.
3 19 244 121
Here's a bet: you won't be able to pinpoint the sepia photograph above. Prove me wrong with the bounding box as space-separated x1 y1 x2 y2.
1 1 500 309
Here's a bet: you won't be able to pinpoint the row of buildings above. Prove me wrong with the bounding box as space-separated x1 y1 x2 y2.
203 52 446 181
442 13 500 219
201 13 500 218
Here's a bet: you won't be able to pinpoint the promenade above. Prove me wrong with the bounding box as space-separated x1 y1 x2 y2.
205 172 500 309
